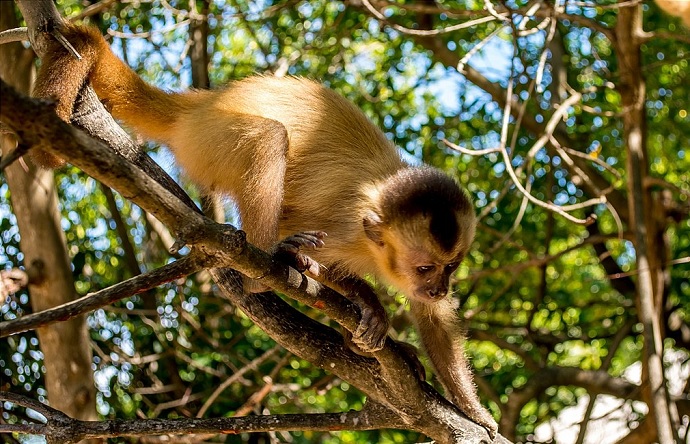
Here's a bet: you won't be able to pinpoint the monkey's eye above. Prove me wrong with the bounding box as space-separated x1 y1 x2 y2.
416 265 434 274
445 262 459 272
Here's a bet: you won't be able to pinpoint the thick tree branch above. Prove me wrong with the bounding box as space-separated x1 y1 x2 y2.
0 391 406 444
0 76 509 444
616 4 677 442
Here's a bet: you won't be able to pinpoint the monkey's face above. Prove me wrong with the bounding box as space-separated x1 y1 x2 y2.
362 168 476 302
385 241 462 302
365 212 472 303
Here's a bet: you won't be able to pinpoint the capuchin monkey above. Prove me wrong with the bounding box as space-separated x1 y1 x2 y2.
655 0 690 26
32 24 498 437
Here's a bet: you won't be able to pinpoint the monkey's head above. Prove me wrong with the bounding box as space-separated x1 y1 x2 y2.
363 167 476 303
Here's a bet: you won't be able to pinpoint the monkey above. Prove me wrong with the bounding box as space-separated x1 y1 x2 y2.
655 0 690 26
32 24 498 437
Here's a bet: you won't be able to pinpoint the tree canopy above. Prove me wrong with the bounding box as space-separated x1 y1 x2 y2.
1 1 688 443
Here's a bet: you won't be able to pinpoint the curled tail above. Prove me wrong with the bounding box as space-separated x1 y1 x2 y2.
34 24 196 149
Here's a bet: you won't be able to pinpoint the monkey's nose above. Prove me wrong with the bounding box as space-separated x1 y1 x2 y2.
427 288 445 299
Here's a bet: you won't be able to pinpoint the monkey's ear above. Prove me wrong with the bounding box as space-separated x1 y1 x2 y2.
363 210 385 247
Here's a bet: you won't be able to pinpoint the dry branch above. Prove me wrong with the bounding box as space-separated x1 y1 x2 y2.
0 391 406 444
0 254 203 337
0 58 508 444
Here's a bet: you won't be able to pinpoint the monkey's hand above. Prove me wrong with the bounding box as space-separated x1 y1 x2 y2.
270 231 327 276
351 302 389 353
331 276 390 353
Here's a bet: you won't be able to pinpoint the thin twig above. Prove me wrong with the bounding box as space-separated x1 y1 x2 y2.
500 81 595 224
233 353 292 417
107 20 191 39
442 139 500 156
361 0 501 36
0 27 28 44
197 345 282 418
0 143 31 171
69 0 117 21
0 254 204 337
487 169 533 255
50 29 82 60
457 26 504 74
534 15 558 92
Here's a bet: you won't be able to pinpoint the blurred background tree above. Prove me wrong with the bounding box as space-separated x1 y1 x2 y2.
1 0 688 443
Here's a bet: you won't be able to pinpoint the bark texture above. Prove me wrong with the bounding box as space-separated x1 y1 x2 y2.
0 1 99 435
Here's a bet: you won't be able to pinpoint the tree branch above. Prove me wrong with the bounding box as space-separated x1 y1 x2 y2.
0 391 407 444
0 253 203 337
16 0 201 213
0 73 509 444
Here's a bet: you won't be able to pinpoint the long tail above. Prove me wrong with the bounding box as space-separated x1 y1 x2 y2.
36 25 197 145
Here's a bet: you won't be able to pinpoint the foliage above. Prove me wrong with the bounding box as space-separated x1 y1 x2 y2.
2 0 689 443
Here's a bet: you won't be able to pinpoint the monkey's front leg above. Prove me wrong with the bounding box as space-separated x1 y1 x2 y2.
270 240 424 376
334 276 426 379
270 235 388 352
328 275 390 353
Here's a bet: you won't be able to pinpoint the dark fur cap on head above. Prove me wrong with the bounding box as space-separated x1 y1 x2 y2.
378 167 473 252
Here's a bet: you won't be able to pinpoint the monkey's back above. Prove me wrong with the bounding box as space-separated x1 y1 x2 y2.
216 75 403 175
172 76 405 271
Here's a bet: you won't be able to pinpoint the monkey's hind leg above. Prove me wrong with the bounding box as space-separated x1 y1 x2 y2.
326 275 390 354
219 116 291 294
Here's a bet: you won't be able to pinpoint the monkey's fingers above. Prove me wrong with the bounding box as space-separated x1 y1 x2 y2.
295 253 321 276
279 231 327 250
271 231 327 275
352 306 389 353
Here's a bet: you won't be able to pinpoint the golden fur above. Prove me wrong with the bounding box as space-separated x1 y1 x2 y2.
33 24 497 437
655 0 690 26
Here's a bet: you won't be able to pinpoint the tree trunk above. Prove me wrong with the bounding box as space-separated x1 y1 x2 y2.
0 3 100 440
615 4 676 443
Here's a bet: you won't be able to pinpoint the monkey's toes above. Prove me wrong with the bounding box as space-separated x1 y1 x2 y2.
482 416 498 441
272 231 327 275
352 307 389 353
466 409 498 440
278 231 327 250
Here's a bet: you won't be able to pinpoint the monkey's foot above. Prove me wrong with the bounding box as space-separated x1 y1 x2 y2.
351 304 389 353
271 231 327 275
482 415 499 440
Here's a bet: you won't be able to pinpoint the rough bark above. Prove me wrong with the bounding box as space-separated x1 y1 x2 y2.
0 1 99 437
615 4 677 443
2 1 510 441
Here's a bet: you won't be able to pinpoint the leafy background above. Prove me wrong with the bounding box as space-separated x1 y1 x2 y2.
1 0 689 443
